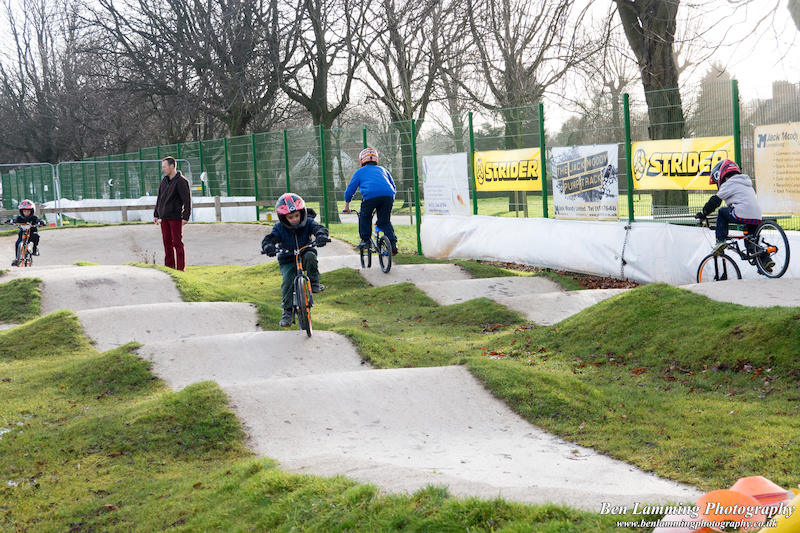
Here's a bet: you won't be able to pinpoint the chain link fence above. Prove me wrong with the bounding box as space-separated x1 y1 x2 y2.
3 80 799 232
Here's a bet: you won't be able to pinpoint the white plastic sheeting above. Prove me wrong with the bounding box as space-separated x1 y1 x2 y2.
42 197 259 224
421 215 800 285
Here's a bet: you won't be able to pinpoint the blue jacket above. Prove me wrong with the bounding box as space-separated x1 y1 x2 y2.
344 164 396 202
262 212 329 266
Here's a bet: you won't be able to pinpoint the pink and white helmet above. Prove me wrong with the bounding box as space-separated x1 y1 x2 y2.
275 192 307 228
18 199 35 215
359 147 378 166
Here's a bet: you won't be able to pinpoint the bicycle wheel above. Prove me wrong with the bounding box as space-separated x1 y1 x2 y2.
294 276 313 337
697 253 742 283
377 235 392 273
15 241 26 267
360 241 372 268
754 221 790 278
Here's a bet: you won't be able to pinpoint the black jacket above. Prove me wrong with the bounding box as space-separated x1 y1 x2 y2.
261 210 329 266
154 171 192 220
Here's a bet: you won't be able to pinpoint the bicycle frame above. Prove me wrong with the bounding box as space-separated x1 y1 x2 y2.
697 220 790 281
13 223 35 267
285 241 315 337
348 209 392 273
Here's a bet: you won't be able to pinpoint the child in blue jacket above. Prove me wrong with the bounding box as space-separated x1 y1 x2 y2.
343 147 398 255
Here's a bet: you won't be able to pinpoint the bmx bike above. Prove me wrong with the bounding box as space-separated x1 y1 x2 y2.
5 222 41 267
343 209 392 273
696 219 790 282
262 238 318 337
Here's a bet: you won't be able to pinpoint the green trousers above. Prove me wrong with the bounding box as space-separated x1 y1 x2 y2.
279 251 320 309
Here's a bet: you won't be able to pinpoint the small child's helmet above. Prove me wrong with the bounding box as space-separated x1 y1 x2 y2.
359 147 378 166
275 192 307 229
710 159 740 188
18 199 35 215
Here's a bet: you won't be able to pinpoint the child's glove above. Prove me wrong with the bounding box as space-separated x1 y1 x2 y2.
315 235 329 247
38 220 46 226
262 243 277 257
695 212 707 221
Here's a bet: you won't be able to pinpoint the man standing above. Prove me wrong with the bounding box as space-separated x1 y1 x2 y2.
154 156 192 271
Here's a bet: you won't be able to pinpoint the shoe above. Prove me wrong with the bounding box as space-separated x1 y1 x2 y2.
11 260 18 267
712 241 726 256
32 248 39 256
761 255 775 273
357 239 369 250
311 282 324 293
279 309 294 327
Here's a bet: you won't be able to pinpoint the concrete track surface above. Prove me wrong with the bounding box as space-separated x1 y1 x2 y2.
10 223 797 509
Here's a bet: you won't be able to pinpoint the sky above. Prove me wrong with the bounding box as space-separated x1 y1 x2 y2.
700 0 799 99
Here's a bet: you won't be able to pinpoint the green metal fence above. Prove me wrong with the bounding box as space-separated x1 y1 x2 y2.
3 80 799 232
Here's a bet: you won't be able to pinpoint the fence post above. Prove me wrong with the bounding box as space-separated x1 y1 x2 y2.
251 133 260 221
362 127 367 149
107 155 112 199
283 130 291 193
411 119 422 255
123 153 129 200
93 158 99 199
319 125 329 225
731 79 742 167
197 140 206 196
223 137 231 197
82 161 87 200
623 93 635 222
39 166 45 203
138 148 145 197
538 103 549 219
468 112 478 215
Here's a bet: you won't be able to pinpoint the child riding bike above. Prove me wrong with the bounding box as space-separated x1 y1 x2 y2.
343 147 399 255
694 158 774 272
261 193 330 327
5 199 46 266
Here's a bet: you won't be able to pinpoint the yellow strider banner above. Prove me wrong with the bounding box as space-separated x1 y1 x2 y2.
474 147 542 192
631 136 734 190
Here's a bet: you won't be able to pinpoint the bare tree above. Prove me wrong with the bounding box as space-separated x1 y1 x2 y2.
93 0 282 139
612 0 685 140
277 0 368 222
358 0 444 190
431 0 472 154
464 0 598 149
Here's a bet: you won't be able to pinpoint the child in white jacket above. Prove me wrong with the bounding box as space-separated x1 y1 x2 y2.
695 158 773 271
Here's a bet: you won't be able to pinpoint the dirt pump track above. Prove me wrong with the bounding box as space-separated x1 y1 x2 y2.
7 223 798 509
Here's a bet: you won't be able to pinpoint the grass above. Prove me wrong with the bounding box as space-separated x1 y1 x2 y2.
1 311 637 531
0 274 42 323
4 223 799 531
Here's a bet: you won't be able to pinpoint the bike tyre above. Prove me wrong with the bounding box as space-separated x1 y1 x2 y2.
360 243 372 268
378 235 392 273
294 276 313 337
754 221 790 278
696 253 742 283
15 241 26 267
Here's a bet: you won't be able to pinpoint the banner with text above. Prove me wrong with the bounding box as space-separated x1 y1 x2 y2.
632 136 734 190
552 144 619 220
754 122 800 215
422 153 471 215
474 147 542 192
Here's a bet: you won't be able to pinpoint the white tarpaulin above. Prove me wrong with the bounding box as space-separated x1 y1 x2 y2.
43 197 260 224
421 215 800 285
